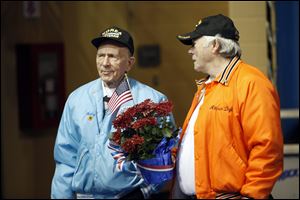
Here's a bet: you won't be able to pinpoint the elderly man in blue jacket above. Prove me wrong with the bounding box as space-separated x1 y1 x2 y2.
51 26 175 199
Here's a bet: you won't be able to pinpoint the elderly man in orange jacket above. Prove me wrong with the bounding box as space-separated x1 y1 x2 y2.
171 14 283 199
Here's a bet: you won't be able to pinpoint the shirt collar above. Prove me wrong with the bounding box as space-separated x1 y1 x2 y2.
101 80 115 97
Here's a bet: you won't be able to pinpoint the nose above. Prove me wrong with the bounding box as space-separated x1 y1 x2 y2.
102 56 110 66
188 47 194 55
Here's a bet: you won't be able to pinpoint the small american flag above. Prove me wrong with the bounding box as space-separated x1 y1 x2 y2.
108 76 133 114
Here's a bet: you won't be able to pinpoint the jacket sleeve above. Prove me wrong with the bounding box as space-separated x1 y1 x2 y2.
51 97 79 199
239 77 283 199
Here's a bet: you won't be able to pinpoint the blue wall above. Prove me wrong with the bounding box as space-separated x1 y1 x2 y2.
275 1 299 143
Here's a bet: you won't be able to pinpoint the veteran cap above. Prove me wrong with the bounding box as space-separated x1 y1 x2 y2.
91 26 134 55
177 14 239 45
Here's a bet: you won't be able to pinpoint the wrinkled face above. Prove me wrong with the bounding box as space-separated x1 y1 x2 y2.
96 43 135 88
188 37 213 73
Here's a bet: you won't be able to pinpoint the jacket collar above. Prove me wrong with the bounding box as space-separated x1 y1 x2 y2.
195 55 241 86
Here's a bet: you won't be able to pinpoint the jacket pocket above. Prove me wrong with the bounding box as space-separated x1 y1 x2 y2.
72 147 93 192
74 147 89 175
211 144 246 192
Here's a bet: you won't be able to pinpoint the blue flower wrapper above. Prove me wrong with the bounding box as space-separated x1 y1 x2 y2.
136 137 177 184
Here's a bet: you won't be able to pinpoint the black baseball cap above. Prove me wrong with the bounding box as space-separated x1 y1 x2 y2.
91 26 134 55
177 14 240 45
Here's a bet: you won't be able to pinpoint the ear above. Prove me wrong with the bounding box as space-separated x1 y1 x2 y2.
211 39 220 54
126 56 135 72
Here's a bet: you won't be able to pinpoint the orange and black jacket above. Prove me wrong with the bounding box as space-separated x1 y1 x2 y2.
176 56 283 199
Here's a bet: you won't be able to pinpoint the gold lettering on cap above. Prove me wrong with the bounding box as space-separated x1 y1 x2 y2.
102 28 122 38
178 35 191 39
195 19 202 27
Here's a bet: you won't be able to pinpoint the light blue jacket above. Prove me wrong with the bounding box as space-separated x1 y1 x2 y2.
51 78 175 199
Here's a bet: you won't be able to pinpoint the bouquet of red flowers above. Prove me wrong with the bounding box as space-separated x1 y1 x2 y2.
108 99 179 184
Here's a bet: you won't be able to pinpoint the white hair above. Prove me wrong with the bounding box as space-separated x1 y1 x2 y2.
203 34 241 58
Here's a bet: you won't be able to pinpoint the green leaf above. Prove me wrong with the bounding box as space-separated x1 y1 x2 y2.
139 128 145 135
151 127 158 135
163 128 172 138
144 126 151 132
145 137 152 142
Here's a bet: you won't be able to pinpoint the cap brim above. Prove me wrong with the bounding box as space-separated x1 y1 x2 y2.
91 37 127 49
91 37 103 48
177 31 201 45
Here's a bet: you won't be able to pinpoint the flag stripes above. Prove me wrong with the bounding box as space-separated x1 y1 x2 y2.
136 162 174 172
108 77 133 114
107 140 128 172
216 192 251 199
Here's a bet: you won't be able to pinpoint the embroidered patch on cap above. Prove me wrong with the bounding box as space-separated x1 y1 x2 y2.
102 28 122 38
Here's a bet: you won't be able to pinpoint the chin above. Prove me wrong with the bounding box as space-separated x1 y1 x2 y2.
100 74 112 80
100 77 111 84
103 77 113 82
194 67 203 73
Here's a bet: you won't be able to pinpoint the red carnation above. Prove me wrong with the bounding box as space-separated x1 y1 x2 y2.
155 101 173 116
111 129 121 145
132 117 157 129
121 134 144 153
